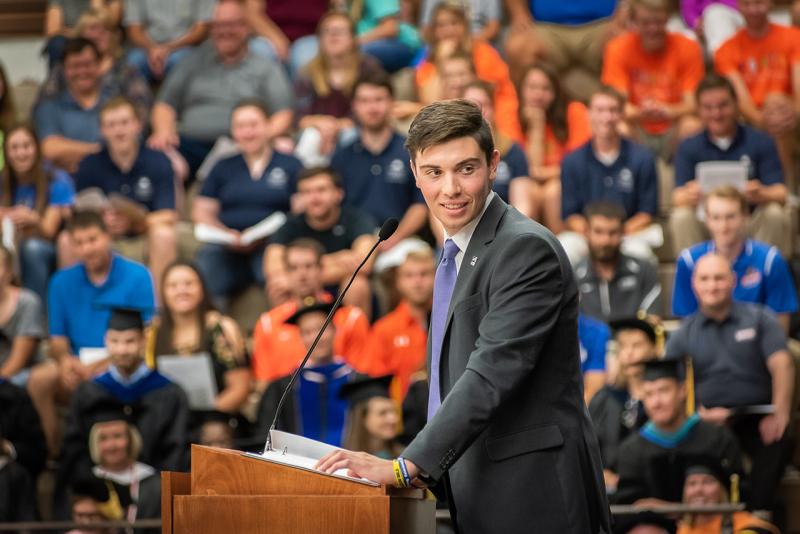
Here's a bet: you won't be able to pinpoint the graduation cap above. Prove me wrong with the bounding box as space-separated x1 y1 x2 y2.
610 316 659 344
86 397 138 425
683 454 740 499
70 475 131 520
106 307 145 332
642 359 684 383
339 375 393 406
285 300 335 325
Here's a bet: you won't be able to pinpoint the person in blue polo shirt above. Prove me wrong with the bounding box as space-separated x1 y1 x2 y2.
330 71 427 249
672 185 797 333
560 86 659 265
26 211 155 458
579 313 610 404
74 96 177 291
670 74 789 255
192 99 303 308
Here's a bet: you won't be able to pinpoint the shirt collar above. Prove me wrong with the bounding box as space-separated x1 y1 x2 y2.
704 124 744 150
443 191 495 254
109 361 151 386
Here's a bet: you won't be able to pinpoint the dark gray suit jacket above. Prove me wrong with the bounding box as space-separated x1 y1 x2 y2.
403 195 611 533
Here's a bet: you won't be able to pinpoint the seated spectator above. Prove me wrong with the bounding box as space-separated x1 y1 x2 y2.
463 81 531 217
579 313 610 404
27 211 155 457
0 63 15 169
589 316 659 492
503 0 626 102
348 0 422 73
244 0 328 75
330 73 427 248
256 301 355 446
0 245 46 386
365 242 433 402
670 75 789 255
672 186 798 331
86 408 161 530
294 12 384 167
40 8 153 122
665 253 794 515
677 456 779 534
198 411 235 449
416 3 522 142
192 99 302 308
0 379 46 522
65 476 124 534
265 168 377 314
560 86 660 265
399 370 428 445
34 38 111 172
602 0 704 160
680 1 743 55
340 375 403 458
74 97 177 291
148 261 251 426
148 1 294 178
518 63 591 232
615 360 743 511
124 0 213 82
254 238 370 388
58 308 188 514
419 0 501 43
575 202 663 322
1 124 74 301
43 0 122 68
715 0 800 188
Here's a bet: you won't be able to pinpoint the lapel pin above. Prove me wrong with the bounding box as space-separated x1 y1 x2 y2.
470 256 477 266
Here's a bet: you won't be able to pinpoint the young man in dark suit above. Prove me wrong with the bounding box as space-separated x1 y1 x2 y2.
317 99 611 533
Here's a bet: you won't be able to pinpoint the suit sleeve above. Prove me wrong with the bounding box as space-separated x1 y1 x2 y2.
402 232 569 481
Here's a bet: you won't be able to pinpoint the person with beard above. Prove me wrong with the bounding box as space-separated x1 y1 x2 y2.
330 71 428 250
265 168 377 314
575 201 663 323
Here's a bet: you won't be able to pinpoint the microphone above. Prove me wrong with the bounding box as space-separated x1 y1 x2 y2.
263 218 399 452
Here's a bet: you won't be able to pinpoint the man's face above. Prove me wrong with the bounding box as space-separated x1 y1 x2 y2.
642 378 685 428
616 329 657 370
298 174 343 221
211 2 249 58
692 255 735 310
698 88 738 138
353 84 392 131
705 196 746 250
683 473 724 505
396 257 435 308
286 247 323 299
413 137 497 236
634 6 668 52
100 105 141 152
71 225 112 272
105 328 144 374
588 93 622 140
440 58 475 99
587 215 623 263
64 47 100 94
297 312 335 365
738 0 771 28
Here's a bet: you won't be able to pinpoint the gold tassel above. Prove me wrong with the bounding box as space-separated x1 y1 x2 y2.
685 357 695 416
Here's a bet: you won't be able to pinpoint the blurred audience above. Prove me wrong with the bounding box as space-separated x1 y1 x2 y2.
0 63 15 168
341 375 403 457
419 0 501 42
43 0 122 68
579 313 610 403
348 0 422 73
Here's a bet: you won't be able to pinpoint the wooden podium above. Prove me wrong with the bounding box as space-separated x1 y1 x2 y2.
162 445 436 534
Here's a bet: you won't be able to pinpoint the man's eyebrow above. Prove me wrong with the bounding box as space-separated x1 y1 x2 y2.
418 157 483 170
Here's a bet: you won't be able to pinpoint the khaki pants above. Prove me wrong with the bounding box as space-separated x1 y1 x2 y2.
669 202 792 256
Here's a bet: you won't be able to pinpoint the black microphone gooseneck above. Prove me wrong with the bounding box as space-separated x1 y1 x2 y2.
263 218 399 453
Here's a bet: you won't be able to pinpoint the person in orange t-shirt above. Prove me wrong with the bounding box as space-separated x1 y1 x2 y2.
715 0 800 188
518 63 591 233
602 0 704 159
414 3 523 143
251 239 370 389
365 243 434 403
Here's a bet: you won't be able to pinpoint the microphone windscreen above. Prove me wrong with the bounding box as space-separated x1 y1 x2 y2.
378 218 399 241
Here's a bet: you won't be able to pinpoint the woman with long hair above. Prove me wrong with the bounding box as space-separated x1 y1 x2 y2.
1 124 74 301
341 375 403 458
518 63 591 232
148 261 251 426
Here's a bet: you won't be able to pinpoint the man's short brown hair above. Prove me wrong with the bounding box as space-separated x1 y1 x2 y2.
705 185 748 214
405 99 494 163
286 238 325 265
100 97 138 121
589 85 626 109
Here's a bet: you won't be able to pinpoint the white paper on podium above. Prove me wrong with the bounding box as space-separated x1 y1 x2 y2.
243 430 380 486
156 353 218 410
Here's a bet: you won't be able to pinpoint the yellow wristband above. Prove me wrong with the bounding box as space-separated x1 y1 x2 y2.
392 459 407 487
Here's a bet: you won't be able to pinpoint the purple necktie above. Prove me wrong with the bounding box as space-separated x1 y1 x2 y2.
428 238 460 420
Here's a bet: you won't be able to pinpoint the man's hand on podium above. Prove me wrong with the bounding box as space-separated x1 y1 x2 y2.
315 450 425 488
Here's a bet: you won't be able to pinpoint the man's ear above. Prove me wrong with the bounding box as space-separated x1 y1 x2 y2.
488 150 500 181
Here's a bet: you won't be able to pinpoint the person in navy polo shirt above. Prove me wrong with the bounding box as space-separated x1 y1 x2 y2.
672 186 797 333
193 99 303 308
26 211 155 458
670 74 789 255
560 86 659 265
330 71 427 249
74 97 177 291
